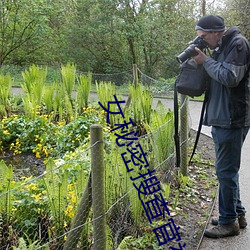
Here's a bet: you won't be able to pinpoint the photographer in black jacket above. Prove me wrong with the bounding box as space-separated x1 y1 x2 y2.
192 15 250 238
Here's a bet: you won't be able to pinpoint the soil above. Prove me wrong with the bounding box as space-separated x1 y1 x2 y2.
0 152 45 180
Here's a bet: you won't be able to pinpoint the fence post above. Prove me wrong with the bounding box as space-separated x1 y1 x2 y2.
180 94 188 176
133 64 138 85
91 124 106 250
124 64 137 111
63 174 92 250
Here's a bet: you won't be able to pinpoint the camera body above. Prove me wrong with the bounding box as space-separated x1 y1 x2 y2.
176 36 208 63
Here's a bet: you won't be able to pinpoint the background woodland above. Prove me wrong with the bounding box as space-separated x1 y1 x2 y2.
1 0 249 80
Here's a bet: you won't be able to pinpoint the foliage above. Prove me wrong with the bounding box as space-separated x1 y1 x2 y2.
76 72 92 111
0 0 52 65
43 85 56 113
0 79 178 248
0 161 15 222
0 0 239 78
220 0 250 39
13 235 46 250
117 231 163 250
12 176 49 241
0 73 12 117
145 100 175 165
96 81 124 128
21 65 47 118
0 147 91 248
61 63 76 102
129 83 152 127
0 108 100 158
43 159 70 247
0 63 97 122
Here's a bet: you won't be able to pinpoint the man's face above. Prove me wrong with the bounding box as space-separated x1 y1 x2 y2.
196 30 222 49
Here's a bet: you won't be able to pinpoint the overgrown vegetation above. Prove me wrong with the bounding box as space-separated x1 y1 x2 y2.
0 64 181 249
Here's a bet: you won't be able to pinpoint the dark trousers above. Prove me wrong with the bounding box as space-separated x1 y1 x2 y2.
211 126 249 225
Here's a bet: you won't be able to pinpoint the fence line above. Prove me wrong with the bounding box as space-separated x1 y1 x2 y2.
0 65 191 249
0 117 183 249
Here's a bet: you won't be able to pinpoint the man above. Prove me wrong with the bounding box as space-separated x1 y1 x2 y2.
192 15 250 238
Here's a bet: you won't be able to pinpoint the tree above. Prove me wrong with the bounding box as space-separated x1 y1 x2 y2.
0 0 50 65
220 0 250 39
66 0 199 78
0 0 230 79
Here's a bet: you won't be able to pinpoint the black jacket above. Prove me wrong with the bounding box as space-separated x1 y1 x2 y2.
203 26 250 128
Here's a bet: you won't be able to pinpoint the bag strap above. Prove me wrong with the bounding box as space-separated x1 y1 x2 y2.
174 80 180 168
174 81 208 168
189 91 208 164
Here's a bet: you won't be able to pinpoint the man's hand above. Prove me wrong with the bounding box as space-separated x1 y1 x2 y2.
192 47 207 64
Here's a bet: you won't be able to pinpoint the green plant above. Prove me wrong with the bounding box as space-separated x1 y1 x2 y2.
172 190 180 210
96 81 119 127
12 176 49 241
127 181 144 225
60 62 76 102
21 65 47 118
117 230 163 250
12 233 50 250
43 84 56 114
145 100 174 165
178 172 191 189
129 83 152 126
0 161 15 222
0 110 101 158
43 159 68 221
76 72 92 112
13 237 39 250
163 182 171 200
0 73 12 117
105 134 129 209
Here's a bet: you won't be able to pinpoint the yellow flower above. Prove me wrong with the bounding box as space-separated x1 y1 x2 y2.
36 152 41 159
42 147 49 157
3 130 9 135
32 193 42 201
65 205 74 218
26 183 37 191
14 149 22 155
71 195 76 204
12 207 17 212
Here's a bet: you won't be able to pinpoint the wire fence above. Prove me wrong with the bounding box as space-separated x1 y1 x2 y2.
0 64 174 96
0 66 190 249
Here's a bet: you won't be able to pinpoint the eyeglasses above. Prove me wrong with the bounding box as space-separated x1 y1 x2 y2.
198 32 214 40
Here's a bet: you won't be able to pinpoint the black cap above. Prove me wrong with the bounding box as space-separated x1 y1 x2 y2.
195 15 225 32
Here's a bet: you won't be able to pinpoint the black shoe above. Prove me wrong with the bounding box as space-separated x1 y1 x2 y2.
204 222 240 238
211 214 247 229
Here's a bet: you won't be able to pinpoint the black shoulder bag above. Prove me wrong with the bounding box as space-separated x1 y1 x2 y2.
175 58 208 97
174 58 210 168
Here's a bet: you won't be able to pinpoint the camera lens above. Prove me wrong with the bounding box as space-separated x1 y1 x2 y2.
176 36 208 63
176 45 198 63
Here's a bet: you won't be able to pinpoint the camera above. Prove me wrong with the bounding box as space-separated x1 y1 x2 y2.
176 36 208 64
